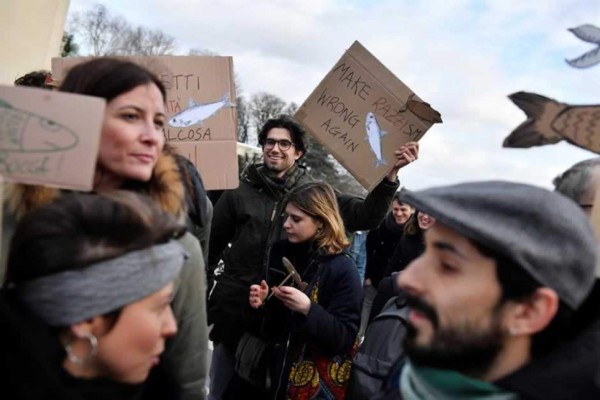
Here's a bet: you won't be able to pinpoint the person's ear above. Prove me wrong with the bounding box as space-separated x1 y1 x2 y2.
294 149 304 161
505 287 559 336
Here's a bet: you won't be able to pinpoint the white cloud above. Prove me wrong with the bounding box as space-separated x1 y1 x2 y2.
67 0 600 190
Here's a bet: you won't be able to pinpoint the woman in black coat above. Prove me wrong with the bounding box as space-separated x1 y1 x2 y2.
369 211 435 322
247 182 362 400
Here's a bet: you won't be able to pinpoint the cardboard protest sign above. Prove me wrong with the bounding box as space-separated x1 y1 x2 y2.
0 85 104 190
52 56 239 190
295 41 441 191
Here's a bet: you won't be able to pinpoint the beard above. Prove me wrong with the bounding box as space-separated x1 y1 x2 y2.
404 294 504 378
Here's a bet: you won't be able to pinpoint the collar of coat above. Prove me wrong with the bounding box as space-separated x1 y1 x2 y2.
6 149 186 221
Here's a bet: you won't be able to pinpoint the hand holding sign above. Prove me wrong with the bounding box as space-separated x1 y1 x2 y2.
386 141 419 182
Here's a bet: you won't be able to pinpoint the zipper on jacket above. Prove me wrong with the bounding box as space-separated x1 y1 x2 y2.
270 201 279 222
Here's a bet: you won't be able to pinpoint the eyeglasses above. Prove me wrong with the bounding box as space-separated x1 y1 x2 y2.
264 138 295 151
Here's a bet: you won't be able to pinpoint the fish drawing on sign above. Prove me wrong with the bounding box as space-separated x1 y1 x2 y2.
168 92 235 128
503 91 600 153
0 98 79 153
566 24 600 69
365 112 387 167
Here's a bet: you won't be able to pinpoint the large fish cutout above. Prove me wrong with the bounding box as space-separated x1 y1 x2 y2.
504 91 600 153
0 98 78 153
168 93 235 128
566 24 600 69
365 112 387 167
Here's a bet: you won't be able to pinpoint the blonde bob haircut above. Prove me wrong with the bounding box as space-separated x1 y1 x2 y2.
285 182 350 255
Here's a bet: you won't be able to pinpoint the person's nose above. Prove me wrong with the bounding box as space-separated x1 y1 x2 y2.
162 305 178 338
398 253 428 297
140 119 164 147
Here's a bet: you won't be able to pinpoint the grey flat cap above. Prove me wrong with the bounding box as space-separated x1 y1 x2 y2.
400 181 597 310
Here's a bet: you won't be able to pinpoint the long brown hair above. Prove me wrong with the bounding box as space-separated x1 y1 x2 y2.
285 182 349 255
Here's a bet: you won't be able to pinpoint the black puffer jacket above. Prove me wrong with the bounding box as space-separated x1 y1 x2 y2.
208 163 398 350
365 213 405 287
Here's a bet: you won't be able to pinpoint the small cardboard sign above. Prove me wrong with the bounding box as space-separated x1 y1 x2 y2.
295 41 441 191
52 56 239 190
0 85 104 190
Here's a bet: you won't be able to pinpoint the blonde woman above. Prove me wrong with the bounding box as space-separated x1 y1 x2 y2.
244 182 362 400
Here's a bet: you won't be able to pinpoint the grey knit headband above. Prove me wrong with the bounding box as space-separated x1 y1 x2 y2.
16 240 187 327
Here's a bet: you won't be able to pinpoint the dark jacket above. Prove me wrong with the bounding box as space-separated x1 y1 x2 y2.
368 232 425 322
363 284 600 400
384 230 424 277
365 213 405 287
264 240 362 400
175 153 213 265
495 280 600 399
208 163 398 349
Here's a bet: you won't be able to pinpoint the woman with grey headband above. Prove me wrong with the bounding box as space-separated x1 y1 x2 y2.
3 57 209 399
1 191 187 399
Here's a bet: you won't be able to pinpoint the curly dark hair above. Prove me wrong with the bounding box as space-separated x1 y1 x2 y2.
14 70 54 89
257 115 308 158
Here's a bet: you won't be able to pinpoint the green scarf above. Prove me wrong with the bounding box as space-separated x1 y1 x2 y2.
255 163 306 199
400 361 521 400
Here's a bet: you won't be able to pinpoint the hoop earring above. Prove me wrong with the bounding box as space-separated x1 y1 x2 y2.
65 332 98 365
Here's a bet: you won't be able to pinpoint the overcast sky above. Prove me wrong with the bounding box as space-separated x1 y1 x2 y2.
67 0 600 191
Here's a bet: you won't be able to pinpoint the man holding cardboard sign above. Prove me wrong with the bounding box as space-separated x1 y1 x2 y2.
207 114 418 398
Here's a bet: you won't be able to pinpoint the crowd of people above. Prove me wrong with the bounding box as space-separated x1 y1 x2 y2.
2 59 600 400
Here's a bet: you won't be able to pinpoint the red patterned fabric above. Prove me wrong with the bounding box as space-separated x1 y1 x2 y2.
286 278 357 399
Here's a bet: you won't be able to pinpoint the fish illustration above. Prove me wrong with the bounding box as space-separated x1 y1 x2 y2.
365 112 387 167
405 94 443 123
503 91 600 153
168 92 235 128
0 98 78 153
566 24 600 69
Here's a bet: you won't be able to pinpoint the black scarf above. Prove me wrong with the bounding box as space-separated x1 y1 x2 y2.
384 211 405 236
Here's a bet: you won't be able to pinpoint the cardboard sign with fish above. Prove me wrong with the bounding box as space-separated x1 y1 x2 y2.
52 56 239 190
295 41 441 191
504 91 600 154
0 85 104 190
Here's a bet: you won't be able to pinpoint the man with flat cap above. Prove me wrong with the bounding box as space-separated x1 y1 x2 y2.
386 180 600 400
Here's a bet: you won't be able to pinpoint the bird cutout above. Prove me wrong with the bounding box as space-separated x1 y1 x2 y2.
264 257 308 303
282 257 308 291
504 91 600 153
566 24 600 69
